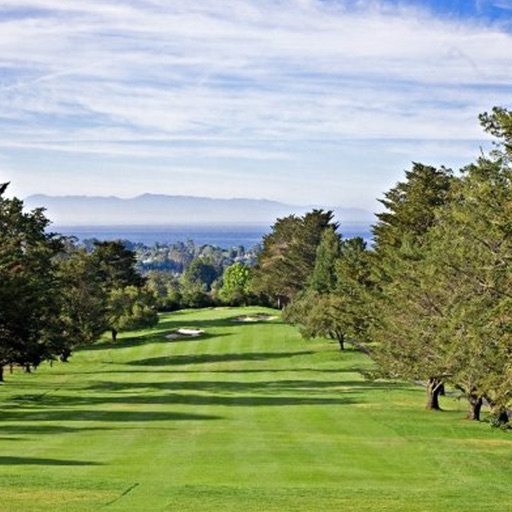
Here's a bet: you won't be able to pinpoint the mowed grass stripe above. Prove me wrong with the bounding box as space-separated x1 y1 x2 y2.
0 307 512 511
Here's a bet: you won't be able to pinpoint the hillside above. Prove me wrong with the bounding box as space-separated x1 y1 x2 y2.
23 193 374 226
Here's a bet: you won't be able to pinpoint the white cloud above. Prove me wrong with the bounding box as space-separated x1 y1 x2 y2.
1 0 511 204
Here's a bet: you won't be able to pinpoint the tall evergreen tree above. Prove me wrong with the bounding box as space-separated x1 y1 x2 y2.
309 226 342 294
369 163 455 409
90 240 156 341
253 210 337 307
0 189 64 379
421 157 512 421
284 236 373 352
52 246 108 361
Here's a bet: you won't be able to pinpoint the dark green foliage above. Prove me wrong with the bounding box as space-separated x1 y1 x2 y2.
177 257 220 308
479 106 512 154
309 226 342 294
0 192 64 375
367 112 512 418
134 241 259 311
90 241 145 289
146 271 182 311
372 162 454 252
108 286 159 333
252 209 337 307
89 241 157 341
284 236 373 351
52 246 108 361
419 157 512 416
369 163 455 407
181 257 220 292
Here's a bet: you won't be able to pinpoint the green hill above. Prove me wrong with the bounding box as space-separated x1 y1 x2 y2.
0 307 511 511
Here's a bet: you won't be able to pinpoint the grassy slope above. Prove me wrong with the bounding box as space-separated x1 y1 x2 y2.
0 307 511 511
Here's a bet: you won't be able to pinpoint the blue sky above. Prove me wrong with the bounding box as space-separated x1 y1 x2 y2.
1 0 512 215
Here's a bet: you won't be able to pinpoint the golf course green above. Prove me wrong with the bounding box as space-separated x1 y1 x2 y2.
0 307 511 511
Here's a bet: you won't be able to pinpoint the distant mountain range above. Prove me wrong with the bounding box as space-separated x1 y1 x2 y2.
24 193 374 227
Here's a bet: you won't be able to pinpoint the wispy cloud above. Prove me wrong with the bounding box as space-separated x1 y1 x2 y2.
1 0 511 205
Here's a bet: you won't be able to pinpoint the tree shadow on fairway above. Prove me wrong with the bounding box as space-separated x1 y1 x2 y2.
5 372 370 411
126 350 314 367
0 409 222 423
10 391 357 408
0 456 103 466
30 376 368 409
0 424 112 436
162 393 356 407
50 366 362 378
86 378 366 394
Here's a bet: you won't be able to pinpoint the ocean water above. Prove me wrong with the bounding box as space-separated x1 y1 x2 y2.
52 224 372 249
53 224 271 249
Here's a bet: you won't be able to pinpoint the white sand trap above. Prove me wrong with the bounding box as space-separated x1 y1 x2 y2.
166 328 204 340
235 314 277 323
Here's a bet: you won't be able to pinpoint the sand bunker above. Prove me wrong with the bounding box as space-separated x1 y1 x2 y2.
166 328 204 340
234 313 277 323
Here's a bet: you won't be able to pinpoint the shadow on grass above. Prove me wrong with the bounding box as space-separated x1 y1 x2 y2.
8 376 395 409
0 425 112 435
84 378 395 394
0 409 222 423
126 350 314 367
0 456 103 466
7 393 357 408
55 367 366 377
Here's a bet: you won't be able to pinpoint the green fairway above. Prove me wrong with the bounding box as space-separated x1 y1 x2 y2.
0 307 511 511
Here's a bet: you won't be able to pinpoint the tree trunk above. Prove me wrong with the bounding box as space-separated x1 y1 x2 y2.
467 394 483 421
485 396 510 426
491 407 509 425
277 295 290 310
426 377 443 410
24 364 31 373
111 329 118 342
337 335 345 351
497 410 509 425
60 348 71 363
0 365 4 383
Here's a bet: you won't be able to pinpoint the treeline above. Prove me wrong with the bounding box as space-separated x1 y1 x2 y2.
252 107 512 425
81 238 260 311
134 239 258 310
0 198 260 378
0 202 159 380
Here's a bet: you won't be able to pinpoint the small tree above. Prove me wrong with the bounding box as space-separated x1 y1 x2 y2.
90 240 156 341
108 286 158 340
284 236 373 352
52 245 108 361
219 262 253 306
